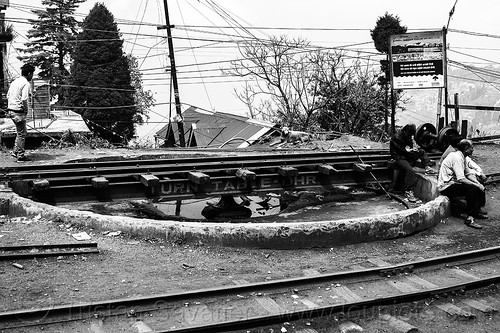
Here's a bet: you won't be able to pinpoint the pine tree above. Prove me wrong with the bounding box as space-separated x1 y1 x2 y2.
371 13 407 134
17 0 85 104
65 3 136 144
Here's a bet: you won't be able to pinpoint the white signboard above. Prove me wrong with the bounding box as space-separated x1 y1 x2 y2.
390 30 445 89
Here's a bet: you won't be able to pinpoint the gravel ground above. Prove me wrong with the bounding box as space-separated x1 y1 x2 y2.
0 139 499 332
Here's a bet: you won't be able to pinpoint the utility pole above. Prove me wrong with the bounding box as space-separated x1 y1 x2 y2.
0 0 9 113
158 0 185 147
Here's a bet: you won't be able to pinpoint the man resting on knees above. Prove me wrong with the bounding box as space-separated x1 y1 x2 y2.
438 139 487 229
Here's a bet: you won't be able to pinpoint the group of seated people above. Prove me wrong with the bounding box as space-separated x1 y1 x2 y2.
390 124 487 229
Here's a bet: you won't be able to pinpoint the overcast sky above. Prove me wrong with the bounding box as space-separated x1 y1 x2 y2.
4 0 500 140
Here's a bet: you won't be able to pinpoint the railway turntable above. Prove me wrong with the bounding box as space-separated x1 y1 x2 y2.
0 147 449 249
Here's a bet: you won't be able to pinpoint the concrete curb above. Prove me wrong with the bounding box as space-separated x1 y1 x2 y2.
1 173 451 249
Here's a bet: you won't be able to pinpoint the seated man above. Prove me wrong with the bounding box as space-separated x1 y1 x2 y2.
438 139 487 229
389 124 436 203
439 136 487 184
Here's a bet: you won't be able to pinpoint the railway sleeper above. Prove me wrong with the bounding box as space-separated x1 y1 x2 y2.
90 176 109 189
31 178 50 191
10 166 394 204
135 174 160 188
235 168 256 182
188 171 211 185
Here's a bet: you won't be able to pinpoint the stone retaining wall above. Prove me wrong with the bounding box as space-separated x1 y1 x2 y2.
0 173 452 249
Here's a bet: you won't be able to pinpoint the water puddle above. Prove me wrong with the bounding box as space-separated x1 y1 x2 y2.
60 188 407 222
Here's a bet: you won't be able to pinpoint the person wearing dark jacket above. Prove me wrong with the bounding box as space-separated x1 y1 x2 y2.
389 124 436 202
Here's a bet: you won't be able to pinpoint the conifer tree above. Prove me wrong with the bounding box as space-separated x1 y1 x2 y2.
18 0 85 104
65 3 136 144
371 13 407 133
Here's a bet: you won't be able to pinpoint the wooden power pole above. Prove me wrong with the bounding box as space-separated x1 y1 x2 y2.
0 0 9 112
158 0 185 147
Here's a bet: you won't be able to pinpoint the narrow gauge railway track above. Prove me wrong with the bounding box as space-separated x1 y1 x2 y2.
0 150 442 204
0 242 99 261
2 246 500 332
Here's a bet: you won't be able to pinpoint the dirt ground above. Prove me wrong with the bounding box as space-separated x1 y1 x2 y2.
1 137 500 332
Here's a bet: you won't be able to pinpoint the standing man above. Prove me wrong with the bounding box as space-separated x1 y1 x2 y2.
7 63 35 162
389 123 436 203
438 139 487 229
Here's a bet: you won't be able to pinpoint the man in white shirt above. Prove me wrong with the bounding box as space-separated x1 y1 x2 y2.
438 139 487 229
438 136 487 183
7 63 35 162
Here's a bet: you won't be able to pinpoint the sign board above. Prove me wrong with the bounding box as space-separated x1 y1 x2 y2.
390 30 445 89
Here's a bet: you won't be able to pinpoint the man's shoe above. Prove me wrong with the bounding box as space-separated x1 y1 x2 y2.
16 156 32 163
465 216 483 229
10 151 17 158
404 191 419 203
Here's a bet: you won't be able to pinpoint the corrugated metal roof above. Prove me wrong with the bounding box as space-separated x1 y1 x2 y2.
156 106 276 148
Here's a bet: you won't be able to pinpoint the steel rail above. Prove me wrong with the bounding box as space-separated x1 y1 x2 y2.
0 242 99 261
32 168 395 203
0 249 99 261
17 157 397 186
3 150 442 204
4 156 397 184
0 242 98 251
1 244 499 323
1 150 394 173
160 275 500 333
1 151 442 181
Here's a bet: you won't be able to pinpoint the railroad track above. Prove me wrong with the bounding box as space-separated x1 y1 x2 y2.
1 245 500 332
0 242 99 261
0 149 442 204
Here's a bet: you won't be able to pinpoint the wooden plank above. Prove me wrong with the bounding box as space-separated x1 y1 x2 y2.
435 303 476 319
277 166 298 177
303 269 321 277
449 268 480 281
255 296 284 314
330 285 363 302
138 174 159 188
385 279 420 293
318 164 338 175
232 279 249 285
462 299 498 314
91 176 109 188
404 275 438 289
31 178 50 191
235 168 256 182
380 314 419 333
300 299 319 309
187 171 210 185
367 258 391 267
349 264 367 271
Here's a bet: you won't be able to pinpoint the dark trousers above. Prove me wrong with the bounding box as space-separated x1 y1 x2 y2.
440 183 486 216
393 158 417 192
393 149 431 192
